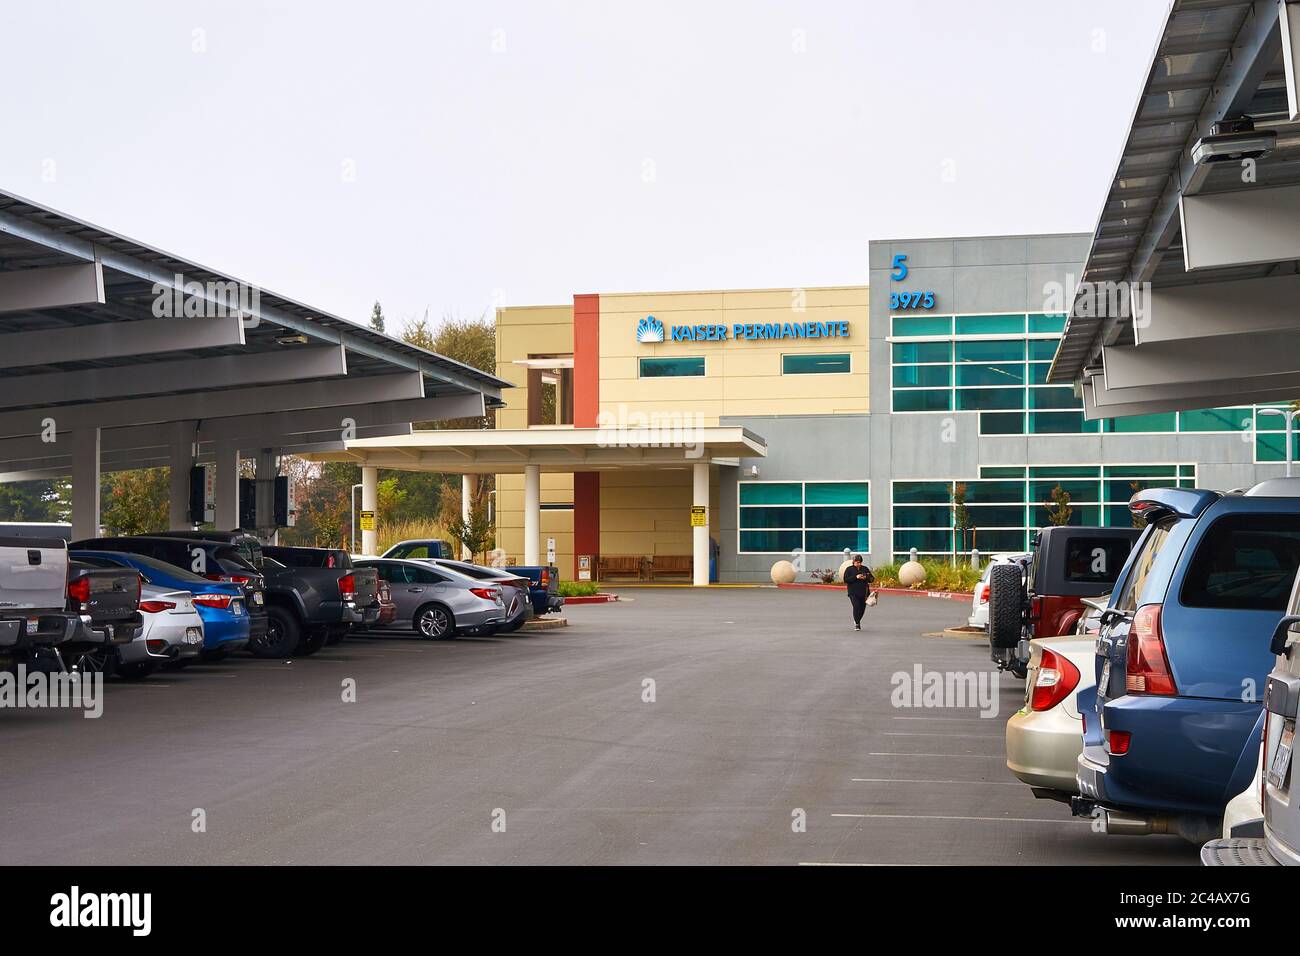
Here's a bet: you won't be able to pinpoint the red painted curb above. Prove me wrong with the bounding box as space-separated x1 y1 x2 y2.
560 593 620 604
777 583 972 602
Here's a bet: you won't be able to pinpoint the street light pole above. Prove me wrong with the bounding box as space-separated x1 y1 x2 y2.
1258 408 1299 477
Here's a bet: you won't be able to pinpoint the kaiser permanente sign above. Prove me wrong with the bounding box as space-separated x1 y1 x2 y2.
636 314 851 343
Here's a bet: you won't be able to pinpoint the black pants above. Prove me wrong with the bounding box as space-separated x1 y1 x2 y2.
849 593 866 626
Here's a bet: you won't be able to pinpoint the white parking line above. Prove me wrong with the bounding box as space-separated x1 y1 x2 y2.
851 778 1023 785
865 752 1002 758
832 813 1082 824
881 732 1003 738
891 714 998 721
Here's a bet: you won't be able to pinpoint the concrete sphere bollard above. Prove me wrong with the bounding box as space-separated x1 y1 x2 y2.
770 560 797 585
899 560 927 588
836 559 853 583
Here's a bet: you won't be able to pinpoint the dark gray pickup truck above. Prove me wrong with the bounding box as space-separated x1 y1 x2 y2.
261 546 380 653
61 560 144 671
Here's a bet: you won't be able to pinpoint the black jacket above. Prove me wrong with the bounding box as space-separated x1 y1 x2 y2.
844 565 873 598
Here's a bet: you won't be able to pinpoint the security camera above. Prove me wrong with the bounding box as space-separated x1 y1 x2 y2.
1191 117 1275 166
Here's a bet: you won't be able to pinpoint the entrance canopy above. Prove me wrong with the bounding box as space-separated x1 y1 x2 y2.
1050 0 1300 416
304 426 768 473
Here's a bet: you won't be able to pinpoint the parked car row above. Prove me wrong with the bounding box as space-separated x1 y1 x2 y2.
0 530 565 683
990 479 1300 857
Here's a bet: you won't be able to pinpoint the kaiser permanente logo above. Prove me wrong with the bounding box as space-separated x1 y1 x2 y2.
636 315 665 343
636 314 850 343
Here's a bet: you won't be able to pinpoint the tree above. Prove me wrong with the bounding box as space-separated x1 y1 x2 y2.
439 476 494 560
100 468 169 535
951 482 971 560
1045 484 1073 526
400 312 496 429
369 301 386 334
0 479 62 522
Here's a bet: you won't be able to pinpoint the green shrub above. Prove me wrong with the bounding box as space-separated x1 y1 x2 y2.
557 580 601 597
868 558 983 593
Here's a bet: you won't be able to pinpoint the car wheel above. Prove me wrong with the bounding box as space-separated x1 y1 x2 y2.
415 604 455 640
296 628 327 656
115 661 158 680
251 606 300 658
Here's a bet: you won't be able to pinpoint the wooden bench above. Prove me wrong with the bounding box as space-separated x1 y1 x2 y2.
598 555 647 580
647 555 693 580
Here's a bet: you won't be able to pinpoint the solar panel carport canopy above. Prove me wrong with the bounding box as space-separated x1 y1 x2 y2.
1050 0 1300 418
0 187 508 535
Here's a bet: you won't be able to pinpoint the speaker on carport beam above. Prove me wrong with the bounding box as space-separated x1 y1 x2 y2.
238 477 256 530
188 466 206 525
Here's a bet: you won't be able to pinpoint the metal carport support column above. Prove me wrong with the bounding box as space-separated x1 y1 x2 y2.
361 466 378 556
523 464 540 566
168 423 193 529
71 426 101 541
693 460 708 587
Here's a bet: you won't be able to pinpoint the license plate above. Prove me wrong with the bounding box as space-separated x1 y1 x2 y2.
1269 721 1295 791
231 601 244 616
253 591 264 606
25 618 37 635
185 627 203 645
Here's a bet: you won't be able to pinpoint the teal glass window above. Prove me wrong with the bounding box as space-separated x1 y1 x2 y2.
893 365 951 388
740 531 802 552
964 480 1026 503
893 341 951 364
893 481 953 505
639 356 704 378
1029 387 1080 410
891 315 952 337
805 483 869 505
893 389 951 412
980 412 1025 434
966 505 1027 527
957 388 1024 411
1028 363 1052 384
737 482 869 553
956 340 1025 363
1028 313 1068 334
894 529 952 553
1179 408 1250 432
782 353 850 375
893 505 951 527
1028 340 1059 361
1029 411 1096 433
739 483 801 505
955 363 1025 387
955 314 1026 336
981 466 1026 479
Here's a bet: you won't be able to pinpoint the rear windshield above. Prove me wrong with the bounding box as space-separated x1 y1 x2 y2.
1181 514 1300 611
1064 537 1133 585
1116 523 1174 613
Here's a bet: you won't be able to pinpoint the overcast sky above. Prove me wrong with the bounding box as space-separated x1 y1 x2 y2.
0 1 1169 332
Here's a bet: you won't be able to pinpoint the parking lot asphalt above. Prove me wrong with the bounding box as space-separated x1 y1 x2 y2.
0 588 1198 865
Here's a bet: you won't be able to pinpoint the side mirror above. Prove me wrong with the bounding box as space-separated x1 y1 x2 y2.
1270 615 1300 656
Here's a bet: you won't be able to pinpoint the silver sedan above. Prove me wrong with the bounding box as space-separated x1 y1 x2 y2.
116 585 205 679
353 558 507 639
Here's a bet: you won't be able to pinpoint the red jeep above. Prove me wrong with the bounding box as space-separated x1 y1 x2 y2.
987 525 1140 677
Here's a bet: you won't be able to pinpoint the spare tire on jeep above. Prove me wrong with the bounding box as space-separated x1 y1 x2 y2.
987 563 1025 649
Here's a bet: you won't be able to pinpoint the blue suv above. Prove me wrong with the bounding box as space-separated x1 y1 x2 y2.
1074 480 1300 842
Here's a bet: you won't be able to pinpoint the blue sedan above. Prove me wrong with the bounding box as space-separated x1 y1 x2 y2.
70 550 250 654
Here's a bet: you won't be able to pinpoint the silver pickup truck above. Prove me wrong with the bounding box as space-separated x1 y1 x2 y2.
0 535 80 666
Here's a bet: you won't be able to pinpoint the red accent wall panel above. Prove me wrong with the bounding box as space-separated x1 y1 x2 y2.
573 293 600 428
573 471 600 574
572 294 601 576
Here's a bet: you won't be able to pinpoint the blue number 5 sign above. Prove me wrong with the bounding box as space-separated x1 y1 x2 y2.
890 254 908 281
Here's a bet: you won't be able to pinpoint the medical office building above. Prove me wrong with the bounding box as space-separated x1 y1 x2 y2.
476 232 1283 583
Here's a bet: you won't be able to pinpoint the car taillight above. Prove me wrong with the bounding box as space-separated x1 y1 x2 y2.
540 569 550 588
338 574 355 599
192 593 233 609
977 582 988 605
1125 603 1177 695
1029 647 1081 712
1030 595 1042 619
228 574 253 585
139 600 176 613
67 576 90 606
469 587 498 601
1107 730 1131 755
